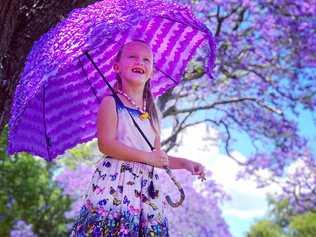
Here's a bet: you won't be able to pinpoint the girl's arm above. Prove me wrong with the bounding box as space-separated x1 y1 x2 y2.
154 134 205 179
169 155 205 179
167 155 189 169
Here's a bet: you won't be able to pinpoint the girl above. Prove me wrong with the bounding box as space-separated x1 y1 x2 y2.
70 40 205 237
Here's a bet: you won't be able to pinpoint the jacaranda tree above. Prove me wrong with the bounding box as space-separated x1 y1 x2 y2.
1 0 315 235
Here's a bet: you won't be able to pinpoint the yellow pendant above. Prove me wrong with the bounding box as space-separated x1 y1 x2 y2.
139 112 150 120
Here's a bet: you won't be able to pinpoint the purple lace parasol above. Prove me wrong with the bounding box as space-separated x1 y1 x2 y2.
8 0 216 160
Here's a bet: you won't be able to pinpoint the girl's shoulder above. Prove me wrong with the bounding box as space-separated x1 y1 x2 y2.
103 93 115 98
102 93 123 105
99 94 118 114
101 93 115 103
102 93 123 106
100 93 130 114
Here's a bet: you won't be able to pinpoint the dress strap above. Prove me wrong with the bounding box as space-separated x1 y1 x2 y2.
106 93 143 116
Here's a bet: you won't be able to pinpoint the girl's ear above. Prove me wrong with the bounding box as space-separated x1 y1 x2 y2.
113 63 119 73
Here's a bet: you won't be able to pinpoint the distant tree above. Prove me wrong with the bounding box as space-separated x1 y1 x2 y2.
290 212 316 237
247 220 284 237
247 197 316 237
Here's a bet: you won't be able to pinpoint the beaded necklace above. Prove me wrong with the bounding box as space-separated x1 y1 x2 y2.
116 89 150 120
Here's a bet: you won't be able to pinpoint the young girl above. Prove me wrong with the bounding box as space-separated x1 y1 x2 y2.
70 40 205 236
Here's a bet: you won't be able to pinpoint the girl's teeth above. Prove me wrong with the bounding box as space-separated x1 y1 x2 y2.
132 69 144 74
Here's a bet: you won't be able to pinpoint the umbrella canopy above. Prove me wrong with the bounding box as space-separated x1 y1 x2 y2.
8 0 216 161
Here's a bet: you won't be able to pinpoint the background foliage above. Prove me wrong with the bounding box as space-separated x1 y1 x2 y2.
0 127 72 237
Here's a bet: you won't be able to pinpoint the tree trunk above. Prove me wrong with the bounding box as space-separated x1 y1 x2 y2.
0 0 19 133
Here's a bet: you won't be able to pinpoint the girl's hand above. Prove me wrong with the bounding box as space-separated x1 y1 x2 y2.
147 149 169 168
185 160 206 181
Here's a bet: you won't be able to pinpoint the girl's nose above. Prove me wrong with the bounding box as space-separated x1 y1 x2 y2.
134 59 145 66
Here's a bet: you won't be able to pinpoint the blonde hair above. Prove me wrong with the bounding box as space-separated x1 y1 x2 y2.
113 40 161 136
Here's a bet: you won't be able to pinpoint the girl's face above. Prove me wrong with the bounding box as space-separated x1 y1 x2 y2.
114 41 154 87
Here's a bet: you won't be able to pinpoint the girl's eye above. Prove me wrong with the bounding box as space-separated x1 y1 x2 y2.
128 55 150 62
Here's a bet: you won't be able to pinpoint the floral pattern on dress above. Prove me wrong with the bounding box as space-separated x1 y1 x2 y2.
70 201 169 237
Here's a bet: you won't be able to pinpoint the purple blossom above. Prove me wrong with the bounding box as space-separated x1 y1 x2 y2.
10 220 37 237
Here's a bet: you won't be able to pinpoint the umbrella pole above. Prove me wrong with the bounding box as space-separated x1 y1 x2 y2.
83 51 185 208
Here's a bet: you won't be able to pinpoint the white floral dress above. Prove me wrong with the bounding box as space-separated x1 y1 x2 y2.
70 95 169 237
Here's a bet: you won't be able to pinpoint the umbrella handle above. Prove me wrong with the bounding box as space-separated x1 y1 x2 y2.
164 167 185 208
